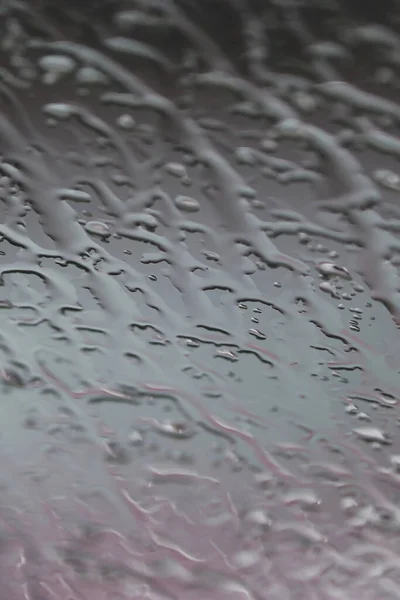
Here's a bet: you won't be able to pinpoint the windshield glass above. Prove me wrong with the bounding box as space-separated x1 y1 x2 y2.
0 1 399 598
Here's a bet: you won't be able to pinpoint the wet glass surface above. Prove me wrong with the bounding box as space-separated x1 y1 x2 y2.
1 0 400 597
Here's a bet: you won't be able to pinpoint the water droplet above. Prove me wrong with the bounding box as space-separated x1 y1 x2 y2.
316 261 351 280
353 427 391 444
165 162 187 178
39 54 75 85
156 420 196 439
374 169 400 191
116 113 135 130
84 220 111 239
174 195 200 213
76 67 109 85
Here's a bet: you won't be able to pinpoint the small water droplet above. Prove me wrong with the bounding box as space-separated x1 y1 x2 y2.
353 427 391 444
374 169 400 191
116 113 135 130
317 261 351 280
84 221 111 239
174 195 200 213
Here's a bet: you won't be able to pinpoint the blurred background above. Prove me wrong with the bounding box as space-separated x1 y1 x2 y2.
0 1 400 598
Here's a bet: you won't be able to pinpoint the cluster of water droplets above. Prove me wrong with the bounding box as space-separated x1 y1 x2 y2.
0 0 400 598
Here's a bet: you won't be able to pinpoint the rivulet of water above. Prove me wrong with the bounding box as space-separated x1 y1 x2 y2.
0 0 400 598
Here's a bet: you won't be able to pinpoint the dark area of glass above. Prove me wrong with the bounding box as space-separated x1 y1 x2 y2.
0 0 400 598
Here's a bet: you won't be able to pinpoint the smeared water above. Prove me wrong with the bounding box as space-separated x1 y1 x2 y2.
0 0 400 598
